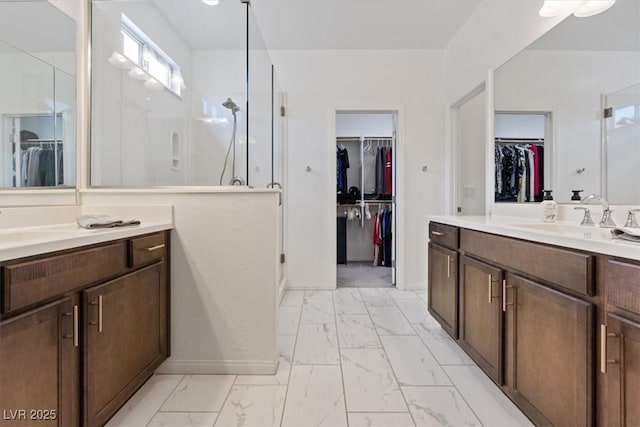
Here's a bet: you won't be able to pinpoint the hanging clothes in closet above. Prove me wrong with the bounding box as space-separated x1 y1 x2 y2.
372 206 392 267
337 145 350 200
375 146 392 200
494 142 544 202
20 146 63 187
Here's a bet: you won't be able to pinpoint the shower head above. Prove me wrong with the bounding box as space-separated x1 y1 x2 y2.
222 97 240 113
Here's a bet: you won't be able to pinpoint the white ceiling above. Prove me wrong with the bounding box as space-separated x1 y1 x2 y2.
154 0 483 50
249 0 483 50
0 0 75 52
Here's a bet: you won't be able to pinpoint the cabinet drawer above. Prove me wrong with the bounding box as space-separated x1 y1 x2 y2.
429 222 459 250
460 229 594 296
2 242 126 314
128 233 166 268
606 259 640 315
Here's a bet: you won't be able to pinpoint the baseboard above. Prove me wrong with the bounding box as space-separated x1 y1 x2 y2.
156 359 278 375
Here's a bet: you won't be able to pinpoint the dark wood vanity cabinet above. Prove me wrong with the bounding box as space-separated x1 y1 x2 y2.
428 222 600 426
504 273 592 427
427 222 459 338
84 262 167 427
0 296 79 427
459 255 503 384
0 231 170 427
601 259 640 427
428 243 458 338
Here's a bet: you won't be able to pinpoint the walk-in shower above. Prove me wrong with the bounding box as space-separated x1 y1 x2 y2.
219 97 244 185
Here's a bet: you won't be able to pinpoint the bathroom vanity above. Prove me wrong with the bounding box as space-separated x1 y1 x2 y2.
428 217 639 427
0 226 171 427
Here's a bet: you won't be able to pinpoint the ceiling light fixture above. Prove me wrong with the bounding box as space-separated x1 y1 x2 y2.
202 0 220 5
108 51 131 68
128 67 148 80
538 0 615 17
573 0 616 17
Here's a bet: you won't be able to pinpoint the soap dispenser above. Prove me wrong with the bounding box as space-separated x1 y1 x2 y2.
542 190 557 222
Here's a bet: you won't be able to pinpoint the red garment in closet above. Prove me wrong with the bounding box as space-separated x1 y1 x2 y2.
530 145 540 196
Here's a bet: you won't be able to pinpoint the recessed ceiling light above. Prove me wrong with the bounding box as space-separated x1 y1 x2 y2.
202 0 220 5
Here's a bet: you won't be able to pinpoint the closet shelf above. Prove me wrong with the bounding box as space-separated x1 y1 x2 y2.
337 200 393 207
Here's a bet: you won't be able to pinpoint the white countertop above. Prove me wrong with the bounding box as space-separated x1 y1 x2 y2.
0 222 173 262
429 215 640 261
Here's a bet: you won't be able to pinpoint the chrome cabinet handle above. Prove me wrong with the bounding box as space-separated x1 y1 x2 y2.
488 275 493 304
63 305 79 347
600 324 618 373
146 244 165 252
431 231 444 236
447 256 451 278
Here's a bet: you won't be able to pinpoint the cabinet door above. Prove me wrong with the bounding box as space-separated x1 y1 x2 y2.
603 314 640 427
83 262 167 427
0 296 79 427
459 255 503 383
428 243 458 338
505 273 593 427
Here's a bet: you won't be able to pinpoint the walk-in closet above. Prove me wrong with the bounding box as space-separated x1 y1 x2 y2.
336 112 396 288
494 112 551 203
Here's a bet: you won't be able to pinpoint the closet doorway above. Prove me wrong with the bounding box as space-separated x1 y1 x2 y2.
494 112 552 204
336 112 397 288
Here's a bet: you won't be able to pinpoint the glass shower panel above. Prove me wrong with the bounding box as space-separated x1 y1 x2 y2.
605 83 640 205
90 0 248 186
247 6 273 188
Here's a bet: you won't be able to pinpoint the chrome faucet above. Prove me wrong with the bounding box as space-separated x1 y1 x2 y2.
580 194 616 228
624 209 640 228
574 207 595 226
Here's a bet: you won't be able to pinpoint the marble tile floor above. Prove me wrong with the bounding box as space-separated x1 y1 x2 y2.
337 263 393 288
106 288 532 427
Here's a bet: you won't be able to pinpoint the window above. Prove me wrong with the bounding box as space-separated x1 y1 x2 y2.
121 14 184 97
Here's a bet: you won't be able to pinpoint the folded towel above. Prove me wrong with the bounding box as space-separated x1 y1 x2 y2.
77 215 141 229
611 227 640 243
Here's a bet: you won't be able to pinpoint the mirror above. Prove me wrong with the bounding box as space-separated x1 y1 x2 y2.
494 1 639 205
0 0 76 189
90 0 254 187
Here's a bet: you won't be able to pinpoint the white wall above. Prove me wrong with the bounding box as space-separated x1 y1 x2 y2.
271 49 444 290
495 114 545 139
336 113 393 137
458 91 486 215
495 50 639 203
444 2 567 106
80 190 280 374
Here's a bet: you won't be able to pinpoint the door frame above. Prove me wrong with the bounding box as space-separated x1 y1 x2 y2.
449 82 487 216
330 107 405 289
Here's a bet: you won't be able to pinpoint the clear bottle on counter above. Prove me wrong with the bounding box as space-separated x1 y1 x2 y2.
542 190 557 222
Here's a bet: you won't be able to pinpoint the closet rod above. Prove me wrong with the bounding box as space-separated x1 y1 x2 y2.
495 137 544 143
337 136 393 141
